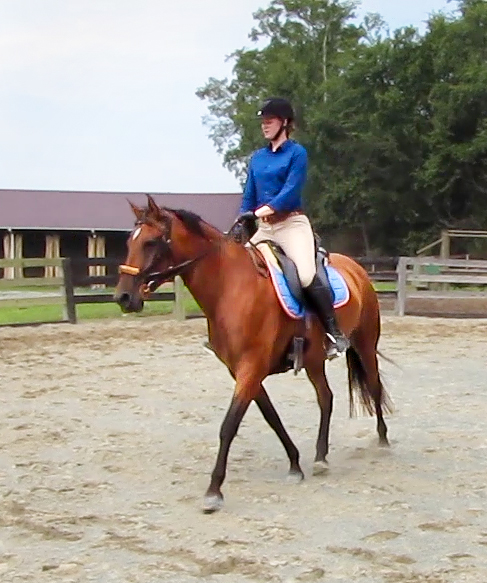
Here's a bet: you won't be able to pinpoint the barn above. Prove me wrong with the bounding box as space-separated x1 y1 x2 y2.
0 189 241 280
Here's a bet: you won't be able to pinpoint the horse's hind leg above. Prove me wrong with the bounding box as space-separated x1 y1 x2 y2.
304 348 334 475
254 385 304 482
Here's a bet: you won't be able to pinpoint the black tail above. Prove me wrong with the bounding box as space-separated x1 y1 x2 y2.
346 347 394 418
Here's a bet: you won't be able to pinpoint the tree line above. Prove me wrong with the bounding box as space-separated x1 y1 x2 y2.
197 0 487 256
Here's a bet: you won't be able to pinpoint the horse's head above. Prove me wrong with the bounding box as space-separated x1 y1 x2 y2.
114 195 215 313
114 195 177 313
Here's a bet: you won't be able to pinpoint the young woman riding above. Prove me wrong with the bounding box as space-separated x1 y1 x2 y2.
235 97 350 359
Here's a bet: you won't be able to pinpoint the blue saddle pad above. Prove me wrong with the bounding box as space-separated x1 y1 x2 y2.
269 264 305 319
268 263 349 319
326 265 349 306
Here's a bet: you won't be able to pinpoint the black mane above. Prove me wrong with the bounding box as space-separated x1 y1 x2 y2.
167 208 210 239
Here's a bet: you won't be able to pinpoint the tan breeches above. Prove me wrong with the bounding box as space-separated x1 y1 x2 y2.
249 214 316 287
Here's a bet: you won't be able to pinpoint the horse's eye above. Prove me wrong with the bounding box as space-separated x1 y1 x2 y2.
144 239 159 248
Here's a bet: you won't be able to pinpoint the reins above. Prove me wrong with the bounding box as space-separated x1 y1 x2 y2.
119 224 227 296
118 214 264 296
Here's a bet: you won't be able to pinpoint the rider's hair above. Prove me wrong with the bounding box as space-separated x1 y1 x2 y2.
285 120 295 137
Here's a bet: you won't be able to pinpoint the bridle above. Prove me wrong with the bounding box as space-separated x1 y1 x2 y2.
118 208 259 296
118 219 218 296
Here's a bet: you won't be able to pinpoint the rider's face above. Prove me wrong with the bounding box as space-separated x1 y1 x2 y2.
261 116 283 140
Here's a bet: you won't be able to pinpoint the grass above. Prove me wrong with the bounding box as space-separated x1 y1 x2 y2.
0 295 202 326
0 280 396 326
0 284 62 293
373 281 397 292
0 280 203 326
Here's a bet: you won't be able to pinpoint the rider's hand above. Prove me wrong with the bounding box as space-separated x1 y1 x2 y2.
254 205 274 218
236 210 257 223
230 211 257 243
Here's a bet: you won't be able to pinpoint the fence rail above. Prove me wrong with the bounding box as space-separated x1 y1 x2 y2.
0 258 71 326
4 255 486 326
0 258 64 288
396 256 487 316
0 258 64 267
0 257 186 327
354 256 398 284
66 258 186 324
0 255 399 326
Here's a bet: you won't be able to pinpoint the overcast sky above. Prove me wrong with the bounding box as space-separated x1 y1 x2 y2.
0 0 455 194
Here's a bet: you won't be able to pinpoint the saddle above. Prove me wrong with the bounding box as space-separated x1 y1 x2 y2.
245 237 308 376
246 235 350 376
251 238 329 306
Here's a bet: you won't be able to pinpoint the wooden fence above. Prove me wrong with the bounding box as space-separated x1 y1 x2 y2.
0 255 399 327
396 256 487 316
4 255 485 326
0 257 187 327
355 256 398 282
355 257 398 301
0 258 68 327
66 258 186 324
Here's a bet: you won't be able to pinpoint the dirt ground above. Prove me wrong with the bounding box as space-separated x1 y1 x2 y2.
0 314 486 583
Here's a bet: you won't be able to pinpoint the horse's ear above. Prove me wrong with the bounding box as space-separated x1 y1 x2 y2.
128 199 144 221
146 194 163 220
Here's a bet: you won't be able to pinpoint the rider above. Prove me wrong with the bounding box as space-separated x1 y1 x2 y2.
235 97 350 359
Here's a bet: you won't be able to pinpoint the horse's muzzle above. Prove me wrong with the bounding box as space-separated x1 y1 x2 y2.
114 291 144 313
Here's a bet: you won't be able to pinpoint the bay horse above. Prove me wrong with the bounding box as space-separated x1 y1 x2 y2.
114 195 392 513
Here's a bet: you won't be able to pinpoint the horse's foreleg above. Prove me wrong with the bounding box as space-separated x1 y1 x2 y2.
305 360 334 476
254 385 304 482
203 393 251 513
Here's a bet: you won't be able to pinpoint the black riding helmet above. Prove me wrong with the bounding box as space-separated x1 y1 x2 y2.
257 97 295 122
257 97 295 141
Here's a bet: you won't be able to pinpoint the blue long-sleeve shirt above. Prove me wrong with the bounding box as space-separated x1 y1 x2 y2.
239 139 308 214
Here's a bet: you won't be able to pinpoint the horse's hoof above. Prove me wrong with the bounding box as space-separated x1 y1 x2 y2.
378 437 390 448
286 470 304 484
202 494 223 514
313 460 329 476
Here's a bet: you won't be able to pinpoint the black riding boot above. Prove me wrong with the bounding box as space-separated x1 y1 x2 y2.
304 272 350 359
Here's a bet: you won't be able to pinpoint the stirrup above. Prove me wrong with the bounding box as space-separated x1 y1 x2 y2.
325 332 349 359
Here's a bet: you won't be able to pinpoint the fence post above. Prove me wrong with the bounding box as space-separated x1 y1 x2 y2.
396 256 407 316
440 230 450 260
173 276 186 321
62 258 77 324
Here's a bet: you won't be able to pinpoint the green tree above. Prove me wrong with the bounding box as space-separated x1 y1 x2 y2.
307 23 430 253
197 0 487 255
196 0 363 182
418 0 487 229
